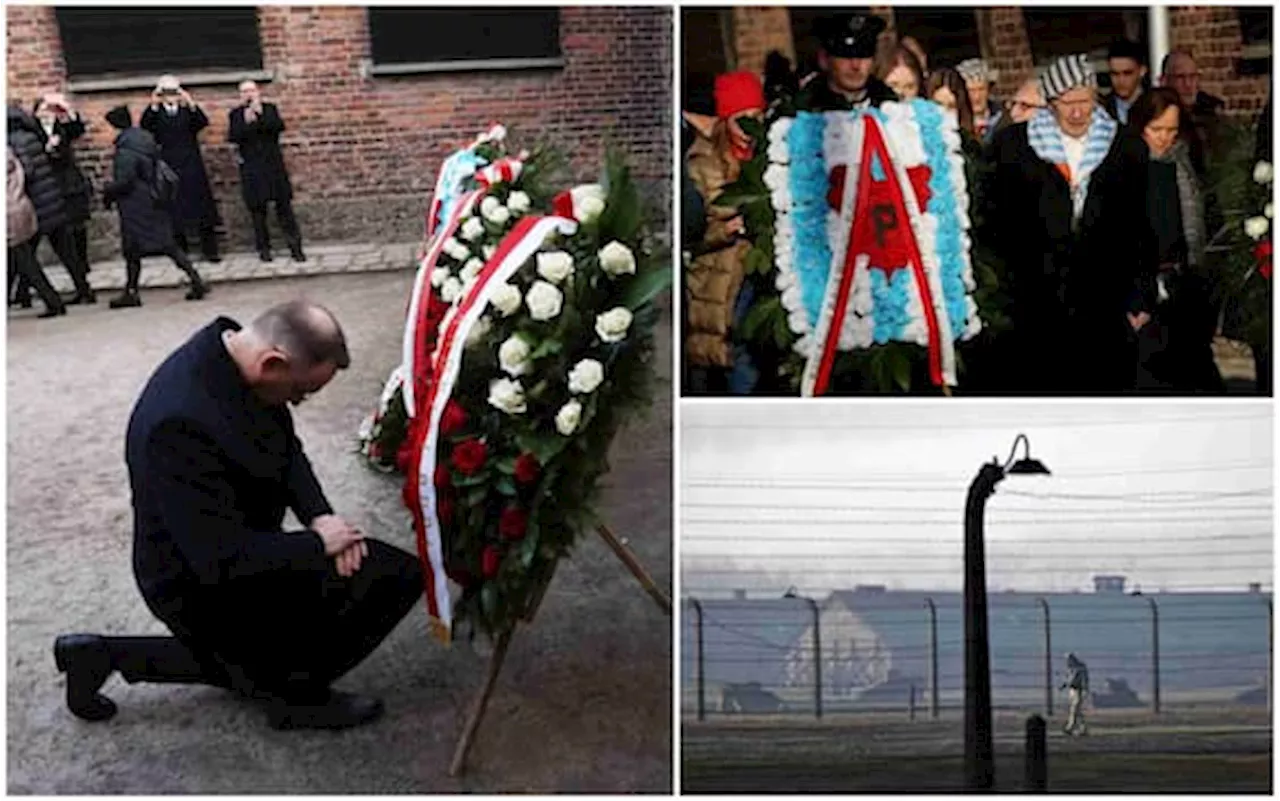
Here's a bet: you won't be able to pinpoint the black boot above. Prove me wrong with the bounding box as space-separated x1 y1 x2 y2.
258 249 274 263
108 291 142 309
67 290 96 305
53 634 118 721
289 243 306 262
185 278 209 301
37 305 67 319
265 690 385 731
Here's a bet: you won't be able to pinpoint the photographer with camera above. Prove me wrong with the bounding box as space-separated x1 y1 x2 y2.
229 80 305 263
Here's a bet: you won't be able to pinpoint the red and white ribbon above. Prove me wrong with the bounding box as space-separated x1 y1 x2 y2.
403 213 579 642
476 157 523 188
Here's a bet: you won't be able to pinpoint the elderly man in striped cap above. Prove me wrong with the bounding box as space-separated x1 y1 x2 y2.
987 53 1156 394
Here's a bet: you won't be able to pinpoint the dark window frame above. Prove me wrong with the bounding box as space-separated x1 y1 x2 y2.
366 8 564 76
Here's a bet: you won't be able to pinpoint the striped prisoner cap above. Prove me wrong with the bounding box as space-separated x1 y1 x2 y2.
1039 53 1097 101
956 58 993 85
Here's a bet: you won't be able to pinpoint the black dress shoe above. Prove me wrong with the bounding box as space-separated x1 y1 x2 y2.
259 250 274 263
108 292 142 309
289 247 306 263
265 690 384 731
54 634 118 721
203 253 223 264
66 291 96 305
37 306 67 319
185 281 209 301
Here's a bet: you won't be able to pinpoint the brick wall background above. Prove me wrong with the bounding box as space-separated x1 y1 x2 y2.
1168 6 1271 119
6 6 672 260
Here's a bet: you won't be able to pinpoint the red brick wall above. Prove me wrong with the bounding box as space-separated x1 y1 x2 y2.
731 7 795 77
6 6 672 254
1168 6 1270 120
977 7 1037 101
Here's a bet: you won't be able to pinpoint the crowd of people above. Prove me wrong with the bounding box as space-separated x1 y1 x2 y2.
6 76 305 315
684 13 1272 395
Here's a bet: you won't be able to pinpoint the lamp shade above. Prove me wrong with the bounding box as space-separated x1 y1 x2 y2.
1006 458 1051 476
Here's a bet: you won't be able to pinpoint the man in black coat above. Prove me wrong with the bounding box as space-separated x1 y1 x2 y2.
988 53 1156 394
101 105 207 309
54 300 424 730
140 75 222 262
795 13 898 112
1099 39 1149 126
6 104 94 305
229 80 305 262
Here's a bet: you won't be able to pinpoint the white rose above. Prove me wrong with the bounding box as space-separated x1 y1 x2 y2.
1254 161 1273 185
461 258 484 284
498 334 532 377
488 377 527 415
1267 203 1274 220
430 266 451 288
595 307 633 343
598 240 637 277
567 358 604 394
555 399 583 436
489 282 522 317
485 204 512 226
571 184 607 224
536 251 575 284
466 315 492 348
507 190 532 215
483 244 497 260
461 216 485 242
443 237 470 262
440 276 463 304
1244 215 1270 241
525 280 563 321
480 196 501 217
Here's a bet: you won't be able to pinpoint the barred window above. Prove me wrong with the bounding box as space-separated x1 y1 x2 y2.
367 8 562 74
55 7 262 79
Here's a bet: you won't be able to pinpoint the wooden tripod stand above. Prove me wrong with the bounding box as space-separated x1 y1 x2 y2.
448 522 672 776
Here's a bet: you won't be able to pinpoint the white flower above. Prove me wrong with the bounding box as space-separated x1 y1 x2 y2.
430 267 451 288
567 358 604 394
489 282 522 317
536 251 575 284
488 377 527 415
1267 203 1274 220
480 196 501 217
485 203 512 226
764 163 789 192
483 244 497 261
525 280 563 321
507 190 532 215
1254 161 1273 185
595 307 633 343
498 334 532 377
443 237 470 262
460 216 485 242
571 184 607 224
466 315 492 348
767 137 790 164
555 399 582 436
1245 216 1270 241
440 276 463 304
598 240 637 277
461 258 484 284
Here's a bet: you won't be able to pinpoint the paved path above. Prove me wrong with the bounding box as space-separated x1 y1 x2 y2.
36 241 420 295
8 271 673 793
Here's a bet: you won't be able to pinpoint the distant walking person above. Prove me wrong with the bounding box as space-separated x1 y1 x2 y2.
8 146 66 317
1060 653 1089 735
102 105 208 309
140 75 221 262
229 80 305 263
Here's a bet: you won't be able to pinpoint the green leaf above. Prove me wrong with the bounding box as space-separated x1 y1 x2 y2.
465 485 488 507
890 350 911 393
744 247 770 276
519 520 541 567
739 296 780 342
772 304 793 350
494 456 517 475
453 470 491 489
516 429 570 464
496 475 517 497
621 266 673 310
529 338 563 360
481 583 498 620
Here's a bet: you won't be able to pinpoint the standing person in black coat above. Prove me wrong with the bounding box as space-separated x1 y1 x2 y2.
229 80 305 262
796 13 898 112
101 105 207 309
140 75 221 262
8 146 65 317
989 54 1156 394
6 104 95 305
34 93 94 276
53 301 423 730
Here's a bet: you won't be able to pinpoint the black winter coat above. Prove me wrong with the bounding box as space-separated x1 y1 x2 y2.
796 75 899 111
103 127 177 256
140 104 219 226
126 317 332 622
988 122 1156 394
6 106 67 234
43 113 93 224
228 102 293 207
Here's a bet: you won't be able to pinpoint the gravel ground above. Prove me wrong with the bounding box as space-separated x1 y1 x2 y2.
7 272 673 794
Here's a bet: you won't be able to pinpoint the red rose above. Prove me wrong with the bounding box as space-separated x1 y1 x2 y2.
440 400 467 436
1262 263 1273 280
552 189 575 219
434 463 451 490
514 452 540 485
450 437 487 475
481 545 501 578
438 496 455 526
499 506 528 541
396 441 414 473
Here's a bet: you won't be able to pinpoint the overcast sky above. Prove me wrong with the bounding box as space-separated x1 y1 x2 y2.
681 401 1273 596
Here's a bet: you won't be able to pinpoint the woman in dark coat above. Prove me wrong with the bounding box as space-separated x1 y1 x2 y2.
34 93 93 272
139 76 221 262
6 104 94 304
102 105 207 309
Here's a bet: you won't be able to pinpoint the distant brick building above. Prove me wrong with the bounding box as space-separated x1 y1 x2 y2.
7 6 672 259
684 6 1270 122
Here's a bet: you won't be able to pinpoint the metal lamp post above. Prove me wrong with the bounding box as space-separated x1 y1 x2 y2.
784 587 822 719
964 434 1051 792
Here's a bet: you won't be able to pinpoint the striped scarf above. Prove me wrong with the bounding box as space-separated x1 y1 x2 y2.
1026 106 1118 222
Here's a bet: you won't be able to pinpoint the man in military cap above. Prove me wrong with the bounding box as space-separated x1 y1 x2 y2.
798 13 898 111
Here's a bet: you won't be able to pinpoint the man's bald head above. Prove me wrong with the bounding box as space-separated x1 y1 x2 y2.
248 299 350 370
1161 49 1200 107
